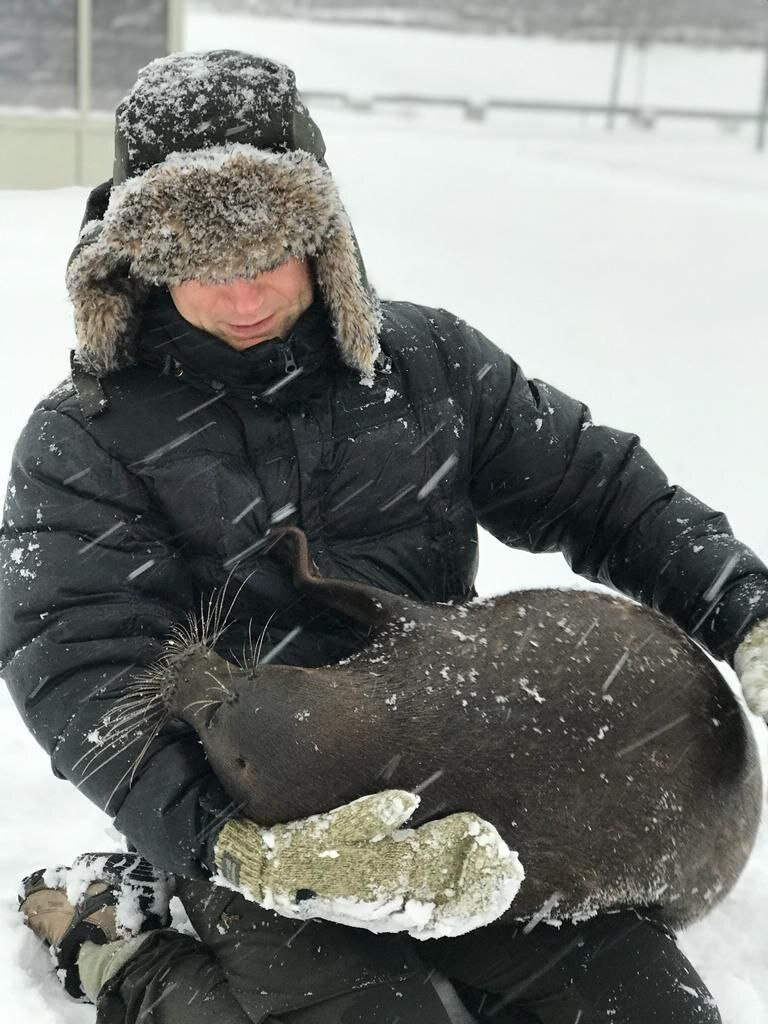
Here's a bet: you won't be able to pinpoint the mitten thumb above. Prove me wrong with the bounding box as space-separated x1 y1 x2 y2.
319 790 420 844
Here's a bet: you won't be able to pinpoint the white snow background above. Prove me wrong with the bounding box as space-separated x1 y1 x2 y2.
1 10 768 1022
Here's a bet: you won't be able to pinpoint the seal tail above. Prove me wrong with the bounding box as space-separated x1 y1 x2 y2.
267 525 425 629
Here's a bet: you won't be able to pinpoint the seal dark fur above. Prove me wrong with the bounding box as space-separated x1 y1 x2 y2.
138 528 762 926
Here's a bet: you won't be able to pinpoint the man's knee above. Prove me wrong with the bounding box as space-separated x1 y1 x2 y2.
94 930 251 1024
175 877 469 1023
571 911 722 1024
419 910 722 1024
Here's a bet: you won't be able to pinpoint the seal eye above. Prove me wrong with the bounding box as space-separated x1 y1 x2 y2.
235 756 247 771
295 889 317 902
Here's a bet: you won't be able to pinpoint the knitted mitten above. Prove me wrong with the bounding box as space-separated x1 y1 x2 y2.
734 619 768 717
214 789 523 939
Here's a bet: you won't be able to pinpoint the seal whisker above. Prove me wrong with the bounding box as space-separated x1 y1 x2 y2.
164 570 260 659
76 730 148 789
114 689 164 705
200 589 217 648
89 710 159 748
193 798 248 845
98 693 164 727
219 568 258 641
76 730 144 775
104 689 161 713
206 588 225 648
99 702 151 724
123 710 170 796
182 701 221 722
94 703 164 745
183 698 222 713
111 683 160 698
206 567 259 651
167 614 201 652
76 694 166 756
108 692 163 715
76 708 167 774
209 572 233 646
202 569 235 649
247 617 257 671
253 609 280 670
79 707 169 801
210 566 243 644
72 703 164 772
202 670 235 699
106 699 159 718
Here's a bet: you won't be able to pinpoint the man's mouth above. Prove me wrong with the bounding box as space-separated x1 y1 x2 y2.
227 314 274 335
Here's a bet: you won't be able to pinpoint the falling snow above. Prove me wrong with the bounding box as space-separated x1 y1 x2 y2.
1 16 768 1022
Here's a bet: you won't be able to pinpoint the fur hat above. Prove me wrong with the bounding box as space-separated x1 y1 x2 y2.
66 50 381 377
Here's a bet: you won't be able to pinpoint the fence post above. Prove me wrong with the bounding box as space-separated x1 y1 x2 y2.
465 101 486 122
168 0 186 53
607 15 631 130
757 33 768 151
76 0 92 186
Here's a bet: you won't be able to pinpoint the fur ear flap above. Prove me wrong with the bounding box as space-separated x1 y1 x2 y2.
314 214 382 377
66 223 148 374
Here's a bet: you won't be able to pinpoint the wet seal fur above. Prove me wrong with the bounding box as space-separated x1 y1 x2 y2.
147 527 761 927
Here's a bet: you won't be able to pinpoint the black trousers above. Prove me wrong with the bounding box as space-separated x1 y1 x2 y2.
96 878 721 1024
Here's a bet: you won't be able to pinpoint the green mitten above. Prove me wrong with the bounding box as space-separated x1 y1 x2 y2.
734 618 768 718
213 789 524 939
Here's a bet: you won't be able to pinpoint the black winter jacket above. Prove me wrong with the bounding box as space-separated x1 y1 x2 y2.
2 292 767 876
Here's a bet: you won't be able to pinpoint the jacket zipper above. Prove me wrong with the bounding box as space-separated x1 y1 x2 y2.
283 343 297 374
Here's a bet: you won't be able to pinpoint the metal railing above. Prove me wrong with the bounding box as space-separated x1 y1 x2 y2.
303 88 768 142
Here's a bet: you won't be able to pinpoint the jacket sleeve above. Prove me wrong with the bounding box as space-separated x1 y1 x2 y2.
462 324 768 665
0 401 233 876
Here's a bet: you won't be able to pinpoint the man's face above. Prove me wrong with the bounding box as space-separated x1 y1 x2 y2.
169 258 314 350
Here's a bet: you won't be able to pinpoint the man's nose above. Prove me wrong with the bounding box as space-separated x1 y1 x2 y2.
225 277 267 314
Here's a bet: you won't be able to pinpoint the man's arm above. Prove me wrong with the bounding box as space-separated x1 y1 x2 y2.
0 396 524 935
0 401 233 875
460 321 768 665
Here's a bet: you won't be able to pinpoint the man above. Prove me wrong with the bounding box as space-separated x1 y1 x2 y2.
2 49 768 1024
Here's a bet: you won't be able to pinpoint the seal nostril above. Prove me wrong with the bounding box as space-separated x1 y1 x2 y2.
235 756 247 770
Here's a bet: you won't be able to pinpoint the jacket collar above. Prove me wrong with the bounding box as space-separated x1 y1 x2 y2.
137 287 342 402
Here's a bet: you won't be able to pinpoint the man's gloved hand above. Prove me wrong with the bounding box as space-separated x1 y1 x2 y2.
734 619 768 718
213 789 524 940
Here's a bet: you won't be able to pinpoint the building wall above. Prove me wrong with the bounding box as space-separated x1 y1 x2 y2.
0 114 113 189
200 0 768 45
0 0 184 188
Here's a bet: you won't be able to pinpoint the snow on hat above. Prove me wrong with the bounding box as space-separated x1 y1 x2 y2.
66 50 381 377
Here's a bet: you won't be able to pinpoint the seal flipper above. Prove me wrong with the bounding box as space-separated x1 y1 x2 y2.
267 526 425 629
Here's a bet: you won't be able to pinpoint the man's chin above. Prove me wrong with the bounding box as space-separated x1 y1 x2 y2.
214 324 280 350
224 333 270 350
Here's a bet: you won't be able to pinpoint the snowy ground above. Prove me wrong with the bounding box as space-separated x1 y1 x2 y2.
2 14 768 1024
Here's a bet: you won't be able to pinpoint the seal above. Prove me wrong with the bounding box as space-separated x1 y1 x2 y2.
151 527 762 927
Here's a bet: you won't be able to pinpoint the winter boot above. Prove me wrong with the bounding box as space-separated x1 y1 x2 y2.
18 852 172 999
